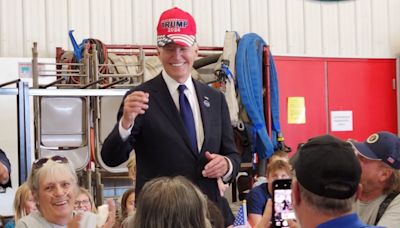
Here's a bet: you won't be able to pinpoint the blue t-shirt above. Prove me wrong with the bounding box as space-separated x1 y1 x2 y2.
246 183 271 215
5 220 15 228
317 213 383 228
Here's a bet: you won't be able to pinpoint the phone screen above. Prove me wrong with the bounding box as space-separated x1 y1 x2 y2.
273 179 296 228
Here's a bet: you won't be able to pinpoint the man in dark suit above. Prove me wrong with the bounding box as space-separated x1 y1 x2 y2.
101 7 240 226
0 148 11 188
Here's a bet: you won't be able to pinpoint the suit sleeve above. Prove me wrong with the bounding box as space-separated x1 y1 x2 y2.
100 89 137 167
0 149 11 188
219 93 241 183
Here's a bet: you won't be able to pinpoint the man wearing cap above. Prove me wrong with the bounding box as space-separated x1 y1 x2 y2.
101 7 240 226
291 135 379 228
350 131 400 227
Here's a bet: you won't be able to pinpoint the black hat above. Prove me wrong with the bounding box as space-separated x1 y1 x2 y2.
294 135 361 199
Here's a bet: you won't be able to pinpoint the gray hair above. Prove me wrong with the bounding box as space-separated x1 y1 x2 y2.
130 176 211 228
28 158 79 197
382 164 400 194
298 182 356 216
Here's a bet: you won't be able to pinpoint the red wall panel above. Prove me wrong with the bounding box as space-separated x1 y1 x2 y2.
273 57 397 153
327 59 397 141
275 57 328 152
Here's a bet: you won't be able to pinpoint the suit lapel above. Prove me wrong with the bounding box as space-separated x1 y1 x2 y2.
194 80 212 154
149 75 199 157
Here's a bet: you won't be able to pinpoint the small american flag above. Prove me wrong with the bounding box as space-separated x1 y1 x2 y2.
233 200 249 228
387 157 395 164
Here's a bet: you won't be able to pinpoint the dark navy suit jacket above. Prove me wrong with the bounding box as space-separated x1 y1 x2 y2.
0 148 11 188
101 73 240 205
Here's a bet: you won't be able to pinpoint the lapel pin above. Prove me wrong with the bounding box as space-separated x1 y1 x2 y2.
203 100 210 107
204 96 209 100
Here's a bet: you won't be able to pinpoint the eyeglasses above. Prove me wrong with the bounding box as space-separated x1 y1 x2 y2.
32 155 69 170
74 199 90 206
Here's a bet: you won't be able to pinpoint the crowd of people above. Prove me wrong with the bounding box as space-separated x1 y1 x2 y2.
246 132 400 228
2 131 399 228
0 154 227 228
1 5 400 228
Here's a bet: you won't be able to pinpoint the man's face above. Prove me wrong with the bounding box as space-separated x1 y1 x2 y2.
158 43 198 83
37 172 76 224
357 153 386 194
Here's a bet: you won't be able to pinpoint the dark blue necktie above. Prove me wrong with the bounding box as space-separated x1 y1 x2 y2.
178 85 197 152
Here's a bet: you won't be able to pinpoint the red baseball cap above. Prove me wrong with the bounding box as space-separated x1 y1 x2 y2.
156 7 196 47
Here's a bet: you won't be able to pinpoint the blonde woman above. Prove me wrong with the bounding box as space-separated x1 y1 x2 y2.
5 183 37 228
74 187 97 213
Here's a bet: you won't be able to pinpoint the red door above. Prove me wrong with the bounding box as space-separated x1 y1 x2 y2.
327 59 397 141
274 57 397 154
275 57 328 153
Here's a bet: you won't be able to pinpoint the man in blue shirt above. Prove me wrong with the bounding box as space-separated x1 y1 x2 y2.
291 135 381 228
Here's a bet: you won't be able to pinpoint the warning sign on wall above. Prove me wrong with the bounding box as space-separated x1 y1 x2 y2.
331 111 353 132
287 97 306 124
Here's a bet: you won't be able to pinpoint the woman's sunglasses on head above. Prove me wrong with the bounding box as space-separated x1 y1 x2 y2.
32 155 69 170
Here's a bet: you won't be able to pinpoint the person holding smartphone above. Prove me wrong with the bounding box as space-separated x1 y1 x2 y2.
246 159 292 227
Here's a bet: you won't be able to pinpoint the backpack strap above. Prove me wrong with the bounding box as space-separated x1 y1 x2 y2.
374 191 400 225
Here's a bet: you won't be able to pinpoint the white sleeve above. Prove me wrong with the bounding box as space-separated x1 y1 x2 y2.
119 119 134 141
221 157 233 182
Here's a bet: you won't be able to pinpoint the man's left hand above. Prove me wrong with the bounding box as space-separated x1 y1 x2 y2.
202 151 228 178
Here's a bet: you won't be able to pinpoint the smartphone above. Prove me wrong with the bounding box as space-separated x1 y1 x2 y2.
272 179 295 228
